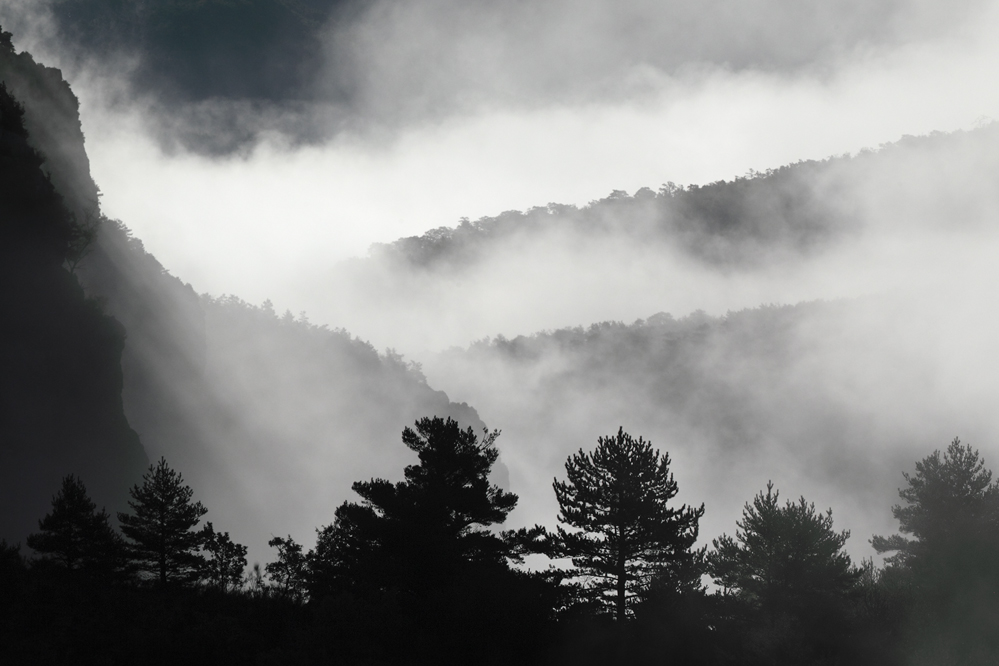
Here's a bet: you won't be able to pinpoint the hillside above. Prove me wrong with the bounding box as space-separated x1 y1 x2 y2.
304 122 999 354
372 126 998 272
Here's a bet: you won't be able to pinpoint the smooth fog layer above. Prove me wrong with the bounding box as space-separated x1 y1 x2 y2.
323 0 986 120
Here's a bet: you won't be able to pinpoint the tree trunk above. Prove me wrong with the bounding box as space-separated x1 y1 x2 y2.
617 527 626 621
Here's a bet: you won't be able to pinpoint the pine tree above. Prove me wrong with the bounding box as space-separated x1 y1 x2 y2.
200 522 247 593
709 482 857 609
118 457 207 586
708 482 858 663
872 437 999 569
872 438 999 662
553 427 704 621
311 416 519 596
266 535 308 602
26 474 123 577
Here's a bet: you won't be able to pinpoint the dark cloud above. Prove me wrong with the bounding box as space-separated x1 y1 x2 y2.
15 0 988 153
49 0 354 102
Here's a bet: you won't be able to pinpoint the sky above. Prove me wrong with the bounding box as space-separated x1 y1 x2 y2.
5 0 999 330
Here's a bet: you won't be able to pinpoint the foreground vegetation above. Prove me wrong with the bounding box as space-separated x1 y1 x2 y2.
3 415 998 665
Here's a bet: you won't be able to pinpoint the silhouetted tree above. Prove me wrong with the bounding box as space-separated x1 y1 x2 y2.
118 457 207 586
0 539 25 587
26 474 124 578
313 416 520 597
305 417 559 665
872 438 999 662
872 438 999 568
200 522 247 593
708 482 859 664
266 535 308 602
553 427 705 621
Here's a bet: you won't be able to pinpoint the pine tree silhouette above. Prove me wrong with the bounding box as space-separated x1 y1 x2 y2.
118 458 207 586
553 427 704 620
27 474 124 578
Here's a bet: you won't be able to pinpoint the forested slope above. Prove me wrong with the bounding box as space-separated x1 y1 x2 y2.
311 122 999 353
370 127 998 272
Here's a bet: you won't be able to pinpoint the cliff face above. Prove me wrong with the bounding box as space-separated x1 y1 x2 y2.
0 43 148 544
0 30 100 220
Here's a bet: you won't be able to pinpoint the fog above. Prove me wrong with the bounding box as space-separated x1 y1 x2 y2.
3 0 999 569
333 126 999 564
320 0 987 120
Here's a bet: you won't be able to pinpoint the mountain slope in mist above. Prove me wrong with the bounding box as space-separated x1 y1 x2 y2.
370 164 842 272
308 123 999 354
373 127 997 272
82 216 487 558
0 25 99 219
0 32 485 559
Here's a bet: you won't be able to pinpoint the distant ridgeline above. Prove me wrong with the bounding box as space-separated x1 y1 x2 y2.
370 125 998 272
0 28 482 551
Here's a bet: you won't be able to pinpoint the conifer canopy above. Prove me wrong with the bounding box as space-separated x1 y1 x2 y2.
553 427 704 620
118 457 207 586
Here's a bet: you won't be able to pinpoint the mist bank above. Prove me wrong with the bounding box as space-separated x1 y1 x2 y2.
300 123 999 355
422 294 999 565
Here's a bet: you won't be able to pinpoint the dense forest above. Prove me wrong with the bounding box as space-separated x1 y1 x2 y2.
4 18 999 665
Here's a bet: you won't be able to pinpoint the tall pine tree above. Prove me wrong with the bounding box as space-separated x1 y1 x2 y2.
27 474 124 577
118 457 207 586
312 416 519 597
553 427 704 620
708 482 859 663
